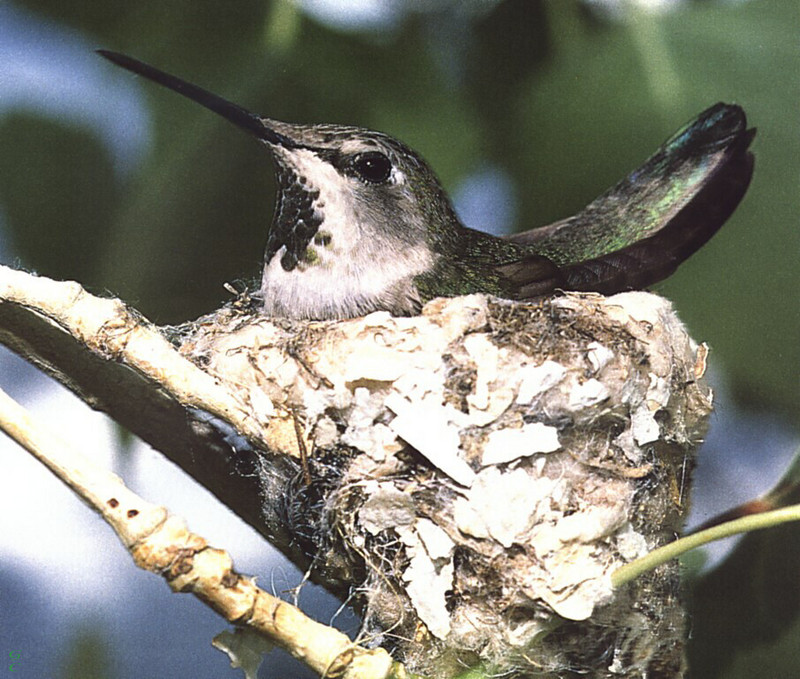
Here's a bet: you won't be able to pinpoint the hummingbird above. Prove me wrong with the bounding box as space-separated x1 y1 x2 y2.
98 51 755 321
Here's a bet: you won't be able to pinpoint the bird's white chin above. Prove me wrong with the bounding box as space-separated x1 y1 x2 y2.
259 244 432 320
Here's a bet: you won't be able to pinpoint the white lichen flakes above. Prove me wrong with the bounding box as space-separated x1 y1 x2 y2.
515 360 567 404
385 392 475 487
455 467 558 547
182 290 713 678
481 421 561 466
398 520 455 640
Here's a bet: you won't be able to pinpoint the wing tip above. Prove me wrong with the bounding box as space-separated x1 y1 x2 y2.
670 102 756 157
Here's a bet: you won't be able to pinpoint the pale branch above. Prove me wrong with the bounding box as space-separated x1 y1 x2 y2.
0 264 314 577
0 384 407 679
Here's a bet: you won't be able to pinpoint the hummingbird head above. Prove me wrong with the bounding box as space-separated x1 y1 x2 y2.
258 120 459 273
257 124 464 317
98 51 462 319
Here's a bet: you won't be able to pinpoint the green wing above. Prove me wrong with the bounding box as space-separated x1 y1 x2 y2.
500 103 755 298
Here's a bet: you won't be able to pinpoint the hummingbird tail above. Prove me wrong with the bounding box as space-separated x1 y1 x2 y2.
506 103 755 297
555 141 754 294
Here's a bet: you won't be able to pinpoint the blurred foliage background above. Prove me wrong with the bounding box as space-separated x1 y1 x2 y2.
0 1 797 677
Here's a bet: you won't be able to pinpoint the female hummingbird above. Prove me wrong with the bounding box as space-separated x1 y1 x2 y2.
99 51 755 320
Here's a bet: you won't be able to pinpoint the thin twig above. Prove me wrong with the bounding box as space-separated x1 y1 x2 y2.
611 503 800 588
291 407 313 486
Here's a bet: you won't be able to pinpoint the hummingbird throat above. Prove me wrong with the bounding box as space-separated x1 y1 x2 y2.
258 146 433 319
265 157 327 273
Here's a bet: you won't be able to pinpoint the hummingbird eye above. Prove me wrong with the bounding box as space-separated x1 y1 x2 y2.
352 151 393 184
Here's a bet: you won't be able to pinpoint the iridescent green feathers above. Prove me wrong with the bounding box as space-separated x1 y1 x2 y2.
500 103 755 298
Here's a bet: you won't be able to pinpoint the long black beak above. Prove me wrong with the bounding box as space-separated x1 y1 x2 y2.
97 50 298 149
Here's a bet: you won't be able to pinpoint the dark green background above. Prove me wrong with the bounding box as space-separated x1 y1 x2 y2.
1 1 798 677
